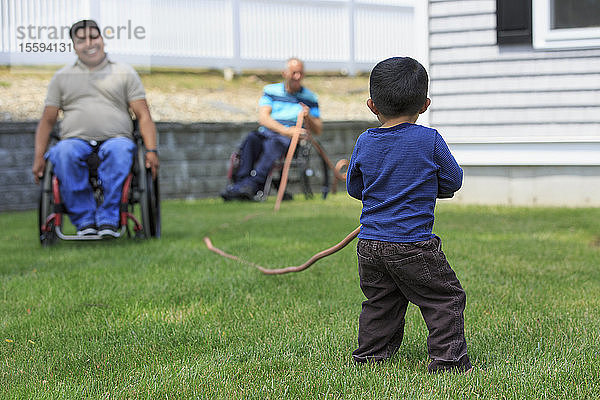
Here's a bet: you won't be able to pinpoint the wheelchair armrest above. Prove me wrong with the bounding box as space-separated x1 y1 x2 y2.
131 118 141 139
50 128 60 141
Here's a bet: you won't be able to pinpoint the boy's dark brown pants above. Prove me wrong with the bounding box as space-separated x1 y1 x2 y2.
353 237 471 372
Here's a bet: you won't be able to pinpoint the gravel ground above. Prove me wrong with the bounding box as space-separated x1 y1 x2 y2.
0 67 375 123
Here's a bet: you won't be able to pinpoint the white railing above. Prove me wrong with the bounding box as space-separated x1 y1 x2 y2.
0 0 427 73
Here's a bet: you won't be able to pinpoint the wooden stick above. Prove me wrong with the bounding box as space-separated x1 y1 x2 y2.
274 112 304 212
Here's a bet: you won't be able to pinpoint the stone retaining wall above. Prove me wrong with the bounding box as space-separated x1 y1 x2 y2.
0 121 372 211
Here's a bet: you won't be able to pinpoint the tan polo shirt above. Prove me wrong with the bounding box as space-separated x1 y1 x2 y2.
45 57 146 141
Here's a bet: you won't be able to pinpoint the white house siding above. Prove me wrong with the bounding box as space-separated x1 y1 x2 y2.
429 0 600 206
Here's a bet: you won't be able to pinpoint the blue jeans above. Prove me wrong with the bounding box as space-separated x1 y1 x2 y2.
235 129 290 190
46 137 136 229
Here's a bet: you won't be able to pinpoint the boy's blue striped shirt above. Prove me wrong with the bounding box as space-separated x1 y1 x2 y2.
346 123 463 243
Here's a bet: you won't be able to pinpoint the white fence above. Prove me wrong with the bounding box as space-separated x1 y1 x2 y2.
0 0 427 73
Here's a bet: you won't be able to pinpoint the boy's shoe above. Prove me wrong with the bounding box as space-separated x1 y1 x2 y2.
97 225 120 238
428 354 472 374
77 225 97 236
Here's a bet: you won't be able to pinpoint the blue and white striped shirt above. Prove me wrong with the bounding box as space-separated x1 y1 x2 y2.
258 82 320 130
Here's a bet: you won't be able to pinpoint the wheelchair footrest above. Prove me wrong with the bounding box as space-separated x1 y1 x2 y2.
55 225 126 240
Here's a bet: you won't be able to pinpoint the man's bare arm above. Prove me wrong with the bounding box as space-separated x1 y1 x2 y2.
32 106 59 183
258 105 305 137
129 99 159 179
305 115 322 135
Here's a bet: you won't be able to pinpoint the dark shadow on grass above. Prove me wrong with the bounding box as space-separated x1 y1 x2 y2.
398 344 430 363
47 236 160 250
349 343 429 370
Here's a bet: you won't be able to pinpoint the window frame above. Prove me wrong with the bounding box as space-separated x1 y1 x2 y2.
532 0 600 49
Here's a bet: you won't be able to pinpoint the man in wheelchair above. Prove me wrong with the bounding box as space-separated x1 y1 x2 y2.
32 20 159 238
221 57 322 201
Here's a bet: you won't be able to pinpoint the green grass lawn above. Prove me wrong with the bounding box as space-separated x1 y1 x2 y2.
1 195 599 399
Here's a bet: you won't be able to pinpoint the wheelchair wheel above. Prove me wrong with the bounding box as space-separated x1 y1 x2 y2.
136 149 161 238
294 139 330 200
267 139 330 201
38 160 59 246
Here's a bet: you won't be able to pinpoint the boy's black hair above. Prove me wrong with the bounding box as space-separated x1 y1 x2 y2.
369 57 429 117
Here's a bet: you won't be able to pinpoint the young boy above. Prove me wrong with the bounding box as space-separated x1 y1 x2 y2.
346 57 472 373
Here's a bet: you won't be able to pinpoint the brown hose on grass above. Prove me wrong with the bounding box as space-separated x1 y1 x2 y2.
303 134 349 194
208 114 359 274
203 225 361 275
334 158 349 180
306 135 349 182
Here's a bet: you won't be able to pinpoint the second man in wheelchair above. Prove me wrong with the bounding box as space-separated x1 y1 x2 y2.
221 57 322 201
32 19 159 237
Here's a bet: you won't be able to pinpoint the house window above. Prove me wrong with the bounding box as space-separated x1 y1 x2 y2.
552 0 600 29
533 0 600 49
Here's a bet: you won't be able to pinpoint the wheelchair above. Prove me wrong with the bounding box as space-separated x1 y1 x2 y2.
227 130 330 201
38 129 161 246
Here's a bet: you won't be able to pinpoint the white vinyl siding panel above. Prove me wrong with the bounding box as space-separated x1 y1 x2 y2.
434 91 600 109
430 29 497 48
433 107 600 125
431 74 600 94
429 0 495 17
432 46 600 64
428 0 600 147
430 13 496 33
452 143 600 165
431 57 600 79
439 124 600 143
